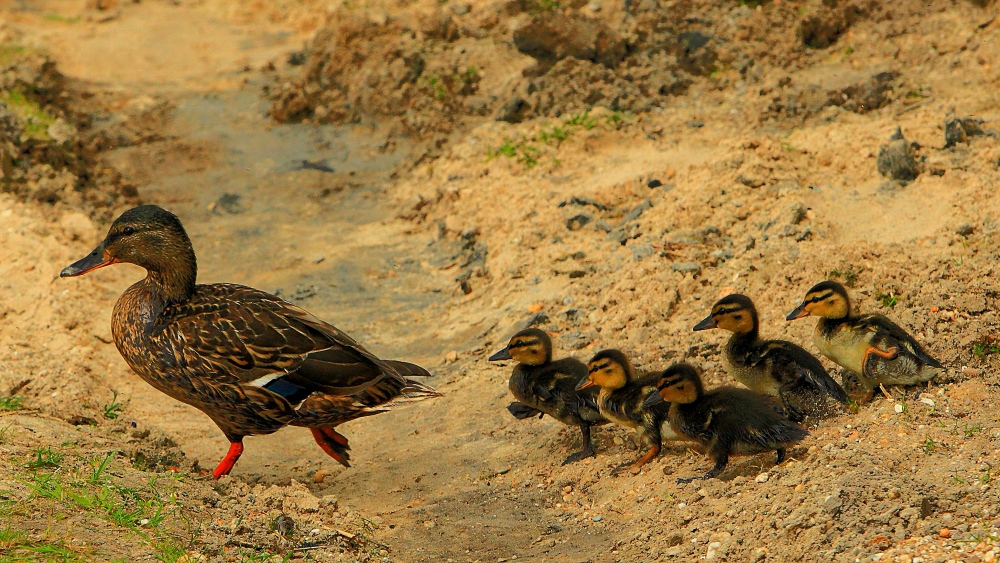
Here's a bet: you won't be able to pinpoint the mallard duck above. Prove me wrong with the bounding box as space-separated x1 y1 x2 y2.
786 280 943 400
60 205 440 479
693 294 850 421
488 328 607 465
643 364 808 482
577 350 669 473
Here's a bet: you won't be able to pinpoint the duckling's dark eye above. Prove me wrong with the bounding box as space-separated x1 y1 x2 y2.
122 226 136 236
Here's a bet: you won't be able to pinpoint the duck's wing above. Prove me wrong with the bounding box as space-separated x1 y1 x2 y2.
152 284 411 396
753 341 850 404
548 358 600 411
856 314 943 368
710 389 809 448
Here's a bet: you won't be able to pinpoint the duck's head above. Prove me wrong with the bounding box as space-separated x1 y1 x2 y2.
693 294 758 335
578 349 632 391
643 363 703 407
786 281 851 321
488 328 552 366
60 205 197 296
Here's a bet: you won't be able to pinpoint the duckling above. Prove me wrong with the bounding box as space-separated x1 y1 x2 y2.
60 205 440 478
786 280 943 400
488 328 607 465
577 350 669 473
643 364 808 482
694 294 850 421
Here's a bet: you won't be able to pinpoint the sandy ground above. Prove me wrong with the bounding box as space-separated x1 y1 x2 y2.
2 0 1000 561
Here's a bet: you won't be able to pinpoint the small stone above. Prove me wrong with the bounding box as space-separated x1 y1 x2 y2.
445 351 459 363
671 262 702 274
424 520 436 528
755 473 769 483
944 116 985 148
647 179 663 188
566 213 592 231
894 403 904 413
697 488 709 497
956 224 975 236
313 469 328 484
939 527 951 538
876 127 921 185
592 515 602 522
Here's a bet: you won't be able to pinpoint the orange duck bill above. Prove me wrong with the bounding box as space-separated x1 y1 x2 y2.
60 244 118 277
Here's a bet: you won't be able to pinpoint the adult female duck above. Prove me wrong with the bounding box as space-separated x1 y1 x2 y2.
61 205 439 478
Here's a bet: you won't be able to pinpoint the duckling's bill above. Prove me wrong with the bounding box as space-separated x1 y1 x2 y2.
642 391 664 408
60 245 118 277
576 376 595 391
693 314 717 331
488 346 513 361
785 303 809 321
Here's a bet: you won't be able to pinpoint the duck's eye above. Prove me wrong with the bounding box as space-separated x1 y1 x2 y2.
122 226 136 236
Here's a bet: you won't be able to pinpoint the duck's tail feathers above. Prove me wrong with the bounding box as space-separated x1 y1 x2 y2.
804 371 851 405
385 360 433 378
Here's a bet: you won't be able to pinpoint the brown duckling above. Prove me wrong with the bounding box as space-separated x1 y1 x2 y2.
488 328 607 465
643 364 808 482
694 294 850 421
60 205 440 478
786 280 943 401
577 350 669 473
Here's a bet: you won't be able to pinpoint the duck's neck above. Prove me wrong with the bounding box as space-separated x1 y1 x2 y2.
728 325 760 353
142 253 197 310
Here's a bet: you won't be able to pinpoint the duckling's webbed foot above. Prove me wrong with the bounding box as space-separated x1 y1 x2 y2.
677 454 728 483
562 424 597 465
507 402 543 420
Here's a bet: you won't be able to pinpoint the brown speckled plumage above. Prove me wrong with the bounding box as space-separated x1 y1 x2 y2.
63 205 439 478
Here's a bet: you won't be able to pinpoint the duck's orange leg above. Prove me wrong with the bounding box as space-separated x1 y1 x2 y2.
864 346 899 362
612 445 661 475
311 428 351 468
212 442 244 479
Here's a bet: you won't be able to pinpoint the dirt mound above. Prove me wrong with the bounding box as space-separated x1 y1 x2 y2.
267 0 968 138
0 48 140 221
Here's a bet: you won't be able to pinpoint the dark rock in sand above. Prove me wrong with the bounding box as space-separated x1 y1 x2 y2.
876 127 921 185
944 116 986 148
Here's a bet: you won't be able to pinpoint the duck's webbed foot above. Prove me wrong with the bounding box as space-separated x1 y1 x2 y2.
677 455 728 484
562 424 596 465
311 427 352 468
507 402 543 420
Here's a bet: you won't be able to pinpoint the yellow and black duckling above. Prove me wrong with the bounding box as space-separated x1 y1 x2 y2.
577 350 670 474
488 328 607 465
60 205 440 479
786 280 944 401
694 294 850 421
643 364 808 482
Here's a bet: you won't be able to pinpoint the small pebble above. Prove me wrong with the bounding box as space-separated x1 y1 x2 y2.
894 403 904 413
755 473 769 483
314 469 328 484
939 528 952 538
647 179 663 188
592 515 602 522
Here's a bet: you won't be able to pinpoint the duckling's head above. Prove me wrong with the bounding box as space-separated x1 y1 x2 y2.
578 349 632 391
60 205 197 295
488 328 552 366
786 281 851 321
644 364 703 407
693 294 758 335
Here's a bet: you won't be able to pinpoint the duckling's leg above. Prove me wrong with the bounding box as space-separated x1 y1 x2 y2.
775 448 786 464
311 428 352 468
212 441 245 479
562 423 596 465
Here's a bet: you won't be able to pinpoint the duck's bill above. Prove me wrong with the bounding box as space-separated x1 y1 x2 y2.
785 303 809 321
642 392 664 408
488 347 512 362
575 378 595 391
60 245 118 277
692 314 717 331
